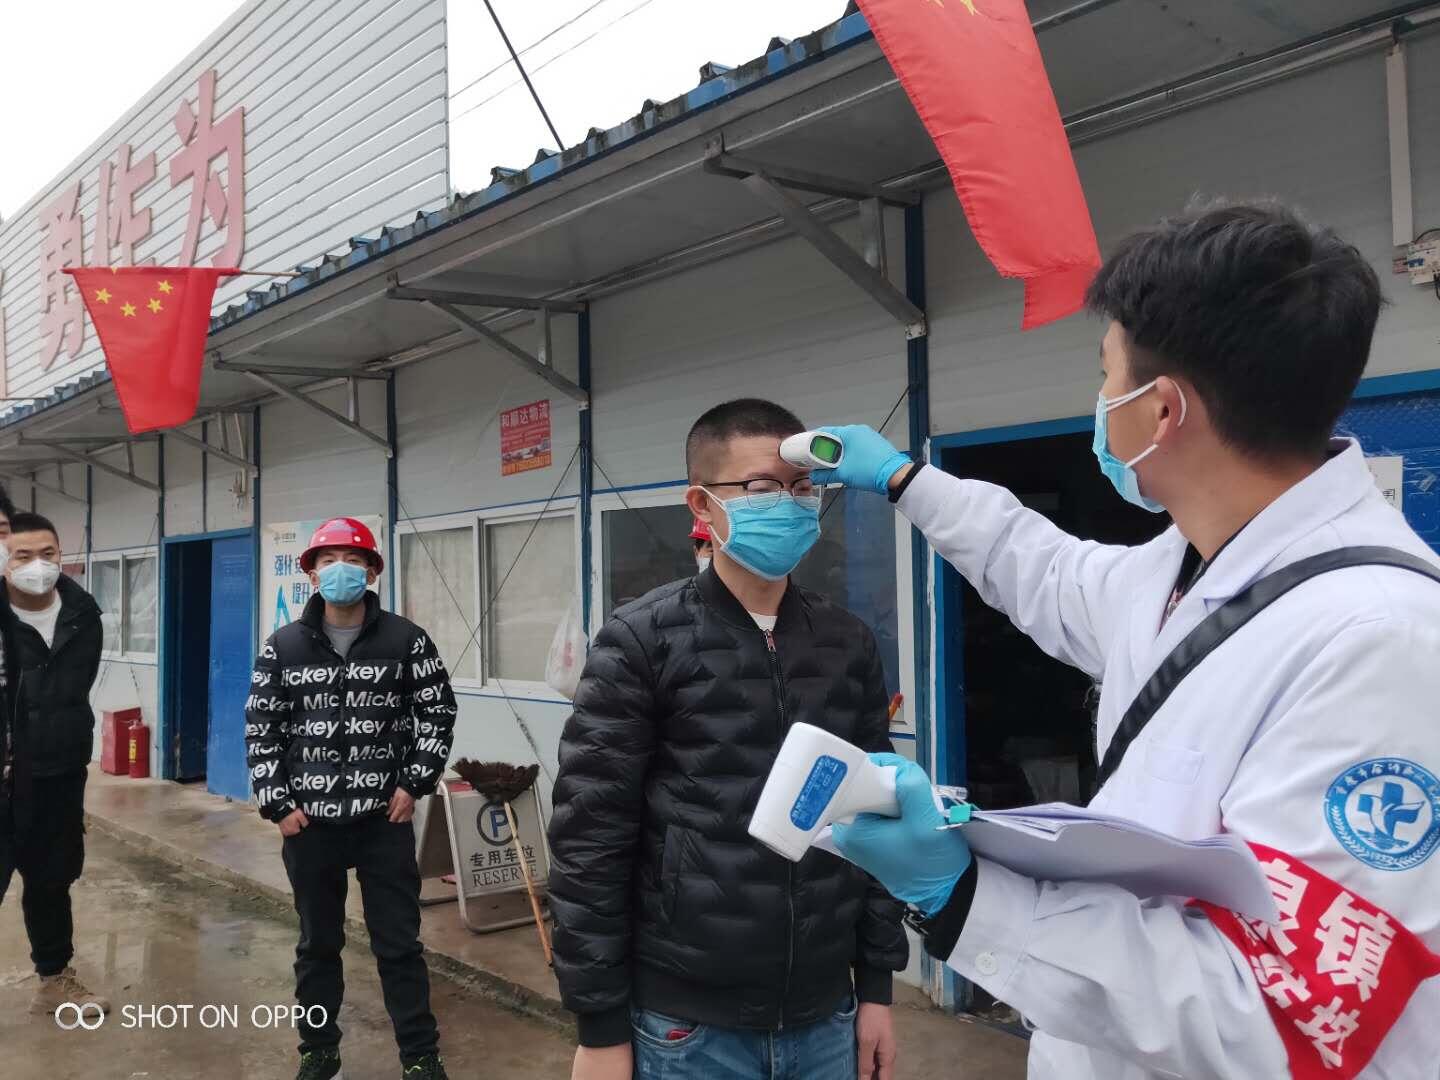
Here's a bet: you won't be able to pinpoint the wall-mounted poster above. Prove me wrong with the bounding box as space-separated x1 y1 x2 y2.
501 399 552 476
260 516 383 642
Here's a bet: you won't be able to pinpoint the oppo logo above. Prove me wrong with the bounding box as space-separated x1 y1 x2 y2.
54 1002 107 1030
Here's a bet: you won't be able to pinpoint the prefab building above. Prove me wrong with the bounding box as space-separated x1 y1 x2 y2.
1 0 1438 1002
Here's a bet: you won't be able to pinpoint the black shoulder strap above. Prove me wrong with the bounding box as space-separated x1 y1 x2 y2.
1095 545 1440 789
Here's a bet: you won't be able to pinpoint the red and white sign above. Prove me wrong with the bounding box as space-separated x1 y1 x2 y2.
500 399 552 476
1193 842 1440 1077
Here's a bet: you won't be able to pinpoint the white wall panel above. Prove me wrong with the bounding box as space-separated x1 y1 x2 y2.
208 474 255 533
158 418 256 536
206 414 257 533
90 442 161 553
589 216 912 491
392 323 581 808
28 463 88 554
927 43 1440 437
394 321 581 521
258 381 388 526
164 437 205 537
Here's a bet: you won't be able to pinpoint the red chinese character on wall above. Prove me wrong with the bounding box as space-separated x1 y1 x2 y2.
94 142 156 267
170 69 245 267
37 182 87 369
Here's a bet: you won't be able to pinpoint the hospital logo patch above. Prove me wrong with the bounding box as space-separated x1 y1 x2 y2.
1325 758 1440 871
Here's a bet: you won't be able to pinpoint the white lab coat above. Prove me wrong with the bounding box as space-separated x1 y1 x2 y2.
897 440 1440 1079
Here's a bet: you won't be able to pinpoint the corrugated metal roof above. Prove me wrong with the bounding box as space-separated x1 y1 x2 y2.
206 7 872 333
0 367 115 427
0 6 870 432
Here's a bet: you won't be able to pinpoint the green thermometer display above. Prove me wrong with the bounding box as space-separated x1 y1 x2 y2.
779 431 846 470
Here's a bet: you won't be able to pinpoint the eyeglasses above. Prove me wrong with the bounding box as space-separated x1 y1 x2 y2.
704 476 818 510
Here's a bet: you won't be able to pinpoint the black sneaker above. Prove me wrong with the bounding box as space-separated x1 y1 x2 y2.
401 1055 448 1080
296 1048 341 1080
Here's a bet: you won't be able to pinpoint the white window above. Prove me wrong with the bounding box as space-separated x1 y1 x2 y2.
91 550 158 659
396 509 577 689
400 524 479 681
92 558 122 654
601 502 697 617
485 514 576 684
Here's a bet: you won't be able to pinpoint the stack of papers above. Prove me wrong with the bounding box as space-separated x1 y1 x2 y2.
817 801 1279 924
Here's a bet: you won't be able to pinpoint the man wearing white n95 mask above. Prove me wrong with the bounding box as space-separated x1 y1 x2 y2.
816 202 1440 1079
0 512 108 1019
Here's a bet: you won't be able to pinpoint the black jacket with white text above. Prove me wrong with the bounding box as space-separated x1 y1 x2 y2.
244 592 456 824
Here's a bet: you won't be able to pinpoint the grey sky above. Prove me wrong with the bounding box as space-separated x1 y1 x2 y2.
0 0 847 221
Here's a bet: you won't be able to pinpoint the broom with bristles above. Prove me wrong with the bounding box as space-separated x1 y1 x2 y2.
451 759 551 964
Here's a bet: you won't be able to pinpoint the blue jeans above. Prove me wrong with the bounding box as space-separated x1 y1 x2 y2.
631 996 859 1080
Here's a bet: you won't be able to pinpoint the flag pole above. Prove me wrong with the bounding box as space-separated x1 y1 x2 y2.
231 269 305 278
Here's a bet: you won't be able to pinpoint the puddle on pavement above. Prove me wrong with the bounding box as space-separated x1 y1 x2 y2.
1 845 575 1080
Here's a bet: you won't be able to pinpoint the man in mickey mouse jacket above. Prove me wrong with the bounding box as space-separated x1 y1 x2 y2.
246 517 457 1080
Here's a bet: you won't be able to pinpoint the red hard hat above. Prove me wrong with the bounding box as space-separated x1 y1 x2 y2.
689 518 711 542
299 517 384 573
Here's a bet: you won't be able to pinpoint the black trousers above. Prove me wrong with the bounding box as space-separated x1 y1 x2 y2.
281 813 438 1062
0 767 87 976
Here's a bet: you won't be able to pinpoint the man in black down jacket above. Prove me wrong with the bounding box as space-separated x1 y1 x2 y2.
245 517 456 1080
0 512 107 1018
549 399 908 1080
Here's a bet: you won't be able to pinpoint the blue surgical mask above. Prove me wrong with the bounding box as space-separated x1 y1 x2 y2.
1092 379 1186 513
703 489 821 582
317 561 369 605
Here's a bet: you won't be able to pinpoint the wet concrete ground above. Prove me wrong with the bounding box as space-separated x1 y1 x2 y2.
9 774 1029 1080
0 846 577 1080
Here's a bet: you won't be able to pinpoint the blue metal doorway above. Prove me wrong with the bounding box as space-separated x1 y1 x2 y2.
161 529 255 798
206 534 255 800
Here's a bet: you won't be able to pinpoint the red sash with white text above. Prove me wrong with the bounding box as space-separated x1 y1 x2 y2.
1192 843 1440 1077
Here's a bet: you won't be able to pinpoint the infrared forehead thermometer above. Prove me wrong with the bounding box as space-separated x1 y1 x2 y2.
749 723 899 862
779 431 845 471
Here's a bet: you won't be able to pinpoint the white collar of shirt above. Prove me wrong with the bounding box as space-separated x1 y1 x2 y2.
1186 438 1374 604
1128 438 1378 672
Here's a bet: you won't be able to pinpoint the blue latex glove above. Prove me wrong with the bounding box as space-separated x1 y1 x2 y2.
831 754 972 916
808 425 912 495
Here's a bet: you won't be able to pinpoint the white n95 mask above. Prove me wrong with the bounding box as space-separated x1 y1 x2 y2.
11 559 61 597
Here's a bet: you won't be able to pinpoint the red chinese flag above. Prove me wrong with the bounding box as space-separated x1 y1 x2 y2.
64 266 237 433
856 0 1100 328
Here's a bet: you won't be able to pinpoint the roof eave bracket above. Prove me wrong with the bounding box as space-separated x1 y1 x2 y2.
420 300 590 406
234 368 394 458
16 436 163 493
163 426 259 477
704 150 921 208
708 149 927 339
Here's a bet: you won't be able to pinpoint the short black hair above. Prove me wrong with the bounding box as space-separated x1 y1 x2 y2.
686 398 805 481
1086 200 1383 461
7 511 59 544
0 482 15 522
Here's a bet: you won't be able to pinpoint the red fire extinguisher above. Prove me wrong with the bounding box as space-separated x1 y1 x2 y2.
128 718 151 779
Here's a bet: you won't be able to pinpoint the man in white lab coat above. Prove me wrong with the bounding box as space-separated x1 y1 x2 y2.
815 202 1440 1078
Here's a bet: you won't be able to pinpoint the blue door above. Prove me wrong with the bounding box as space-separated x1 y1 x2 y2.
207 536 255 800
170 542 213 781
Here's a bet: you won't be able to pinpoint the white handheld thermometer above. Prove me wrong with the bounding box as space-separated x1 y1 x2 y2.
749 723 899 862
779 430 845 471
